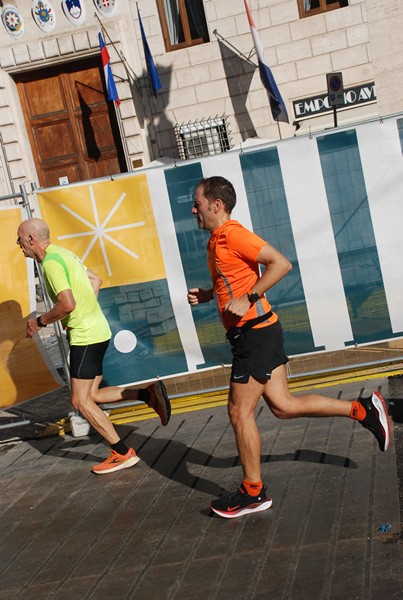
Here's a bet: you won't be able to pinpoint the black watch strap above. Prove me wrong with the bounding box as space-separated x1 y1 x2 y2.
36 315 47 328
247 290 260 304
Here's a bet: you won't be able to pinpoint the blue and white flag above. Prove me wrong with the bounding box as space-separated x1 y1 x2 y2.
137 7 162 97
244 0 289 123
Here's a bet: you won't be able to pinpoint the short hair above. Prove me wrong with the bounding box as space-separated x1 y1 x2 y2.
198 176 236 214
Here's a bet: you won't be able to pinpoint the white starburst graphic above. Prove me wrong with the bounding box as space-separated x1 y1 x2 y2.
57 185 145 276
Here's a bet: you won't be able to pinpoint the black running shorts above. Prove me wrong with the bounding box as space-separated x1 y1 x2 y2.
228 321 288 384
69 340 110 379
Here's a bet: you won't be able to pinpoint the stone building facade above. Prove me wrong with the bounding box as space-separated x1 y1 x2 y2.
0 0 402 196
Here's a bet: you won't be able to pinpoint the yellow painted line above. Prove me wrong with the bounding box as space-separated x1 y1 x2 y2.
40 365 403 432
107 366 403 426
288 370 403 392
108 393 229 425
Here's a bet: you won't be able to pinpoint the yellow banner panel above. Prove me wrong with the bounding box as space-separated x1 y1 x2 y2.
0 207 62 409
36 175 166 288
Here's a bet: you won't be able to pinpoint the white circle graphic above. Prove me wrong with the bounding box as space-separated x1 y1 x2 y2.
113 330 137 353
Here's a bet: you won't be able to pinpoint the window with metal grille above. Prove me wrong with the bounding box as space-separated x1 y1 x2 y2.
175 116 232 160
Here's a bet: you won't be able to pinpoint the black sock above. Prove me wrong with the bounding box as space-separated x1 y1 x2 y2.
138 388 150 404
111 440 129 455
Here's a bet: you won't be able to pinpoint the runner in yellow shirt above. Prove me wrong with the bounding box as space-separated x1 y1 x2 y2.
17 218 171 475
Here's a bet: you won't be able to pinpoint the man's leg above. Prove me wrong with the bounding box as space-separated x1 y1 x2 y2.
264 364 390 451
263 364 350 419
71 376 120 444
229 364 351 484
90 381 171 426
210 378 273 519
69 341 170 426
91 383 139 404
71 376 139 474
228 378 265 482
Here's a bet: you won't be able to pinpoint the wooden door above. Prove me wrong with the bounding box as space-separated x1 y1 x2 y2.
15 58 127 188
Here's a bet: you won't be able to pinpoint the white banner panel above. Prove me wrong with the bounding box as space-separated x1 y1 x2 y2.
278 136 353 350
357 119 403 333
147 168 205 371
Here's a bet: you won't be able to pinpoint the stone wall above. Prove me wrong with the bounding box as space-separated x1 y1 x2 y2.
0 0 402 193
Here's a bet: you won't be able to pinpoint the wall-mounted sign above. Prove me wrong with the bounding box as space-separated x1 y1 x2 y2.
293 82 376 121
62 0 86 26
1 4 24 39
32 0 56 33
93 0 116 17
326 72 344 107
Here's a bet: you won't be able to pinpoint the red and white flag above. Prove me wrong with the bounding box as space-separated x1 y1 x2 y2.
244 0 289 123
98 32 120 106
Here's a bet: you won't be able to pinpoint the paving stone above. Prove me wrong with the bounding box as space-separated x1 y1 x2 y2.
0 377 401 599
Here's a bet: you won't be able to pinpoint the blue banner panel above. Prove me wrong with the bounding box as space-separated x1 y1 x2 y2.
317 130 394 344
100 280 187 385
240 148 318 355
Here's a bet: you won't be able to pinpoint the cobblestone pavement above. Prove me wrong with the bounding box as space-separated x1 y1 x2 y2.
0 376 402 599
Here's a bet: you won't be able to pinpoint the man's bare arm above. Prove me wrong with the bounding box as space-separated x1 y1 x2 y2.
26 289 76 337
87 269 102 297
224 243 292 317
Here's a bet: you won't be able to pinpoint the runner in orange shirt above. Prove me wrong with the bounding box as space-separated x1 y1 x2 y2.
188 176 390 519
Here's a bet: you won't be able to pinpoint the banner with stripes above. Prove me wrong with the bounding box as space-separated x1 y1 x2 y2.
34 115 403 385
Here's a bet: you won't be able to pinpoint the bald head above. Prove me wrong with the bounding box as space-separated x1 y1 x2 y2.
17 218 51 261
18 218 50 241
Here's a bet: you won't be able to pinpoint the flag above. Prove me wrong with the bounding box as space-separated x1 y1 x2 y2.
137 7 162 97
244 0 289 123
98 32 120 106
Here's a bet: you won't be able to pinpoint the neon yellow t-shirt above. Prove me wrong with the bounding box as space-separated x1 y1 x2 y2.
42 244 112 345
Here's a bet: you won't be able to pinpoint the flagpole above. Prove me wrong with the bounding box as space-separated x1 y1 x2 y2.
243 0 289 129
134 3 164 161
97 28 133 171
276 119 282 140
213 29 257 67
214 28 284 142
114 103 132 172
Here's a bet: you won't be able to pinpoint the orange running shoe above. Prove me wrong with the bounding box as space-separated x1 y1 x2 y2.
146 380 171 426
92 448 140 475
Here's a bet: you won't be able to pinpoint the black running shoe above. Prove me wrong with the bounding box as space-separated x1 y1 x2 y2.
147 380 171 426
358 392 390 452
210 483 272 519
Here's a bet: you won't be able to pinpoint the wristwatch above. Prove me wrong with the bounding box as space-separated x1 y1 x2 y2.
247 290 260 304
36 315 47 328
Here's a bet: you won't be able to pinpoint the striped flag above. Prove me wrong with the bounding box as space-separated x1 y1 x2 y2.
137 6 162 97
244 0 289 123
98 32 120 106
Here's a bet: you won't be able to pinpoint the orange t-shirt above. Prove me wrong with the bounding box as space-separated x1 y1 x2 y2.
207 220 278 330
